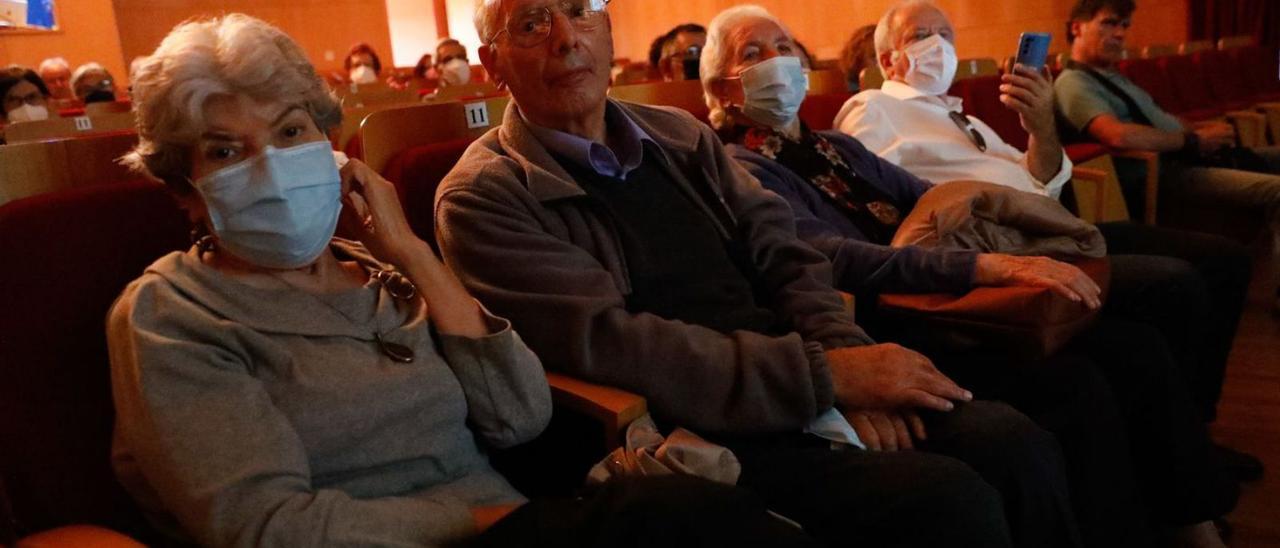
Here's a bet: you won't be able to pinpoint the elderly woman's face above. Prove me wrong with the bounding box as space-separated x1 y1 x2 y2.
715 18 801 107
349 53 376 71
3 80 46 117
190 94 327 181
482 0 614 126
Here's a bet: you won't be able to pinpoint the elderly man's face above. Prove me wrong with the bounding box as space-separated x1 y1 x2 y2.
882 3 954 80
39 66 71 99
1073 8 1130 64
480 0 614 127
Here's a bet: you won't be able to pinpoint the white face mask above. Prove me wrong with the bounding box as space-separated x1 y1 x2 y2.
440 58 471 86
737 55 809 129
350 65 378 85
7 103 49 123
893 34 958 96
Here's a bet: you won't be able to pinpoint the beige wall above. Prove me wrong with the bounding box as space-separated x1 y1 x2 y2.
608 0 1190 64
386 0 441 67
0 0 127 86
112 0 395 76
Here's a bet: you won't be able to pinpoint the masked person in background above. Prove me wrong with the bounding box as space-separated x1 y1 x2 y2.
344 42 385 86
649 23 707 82
71 62 117 104
434 37 473 87
1 66 52 127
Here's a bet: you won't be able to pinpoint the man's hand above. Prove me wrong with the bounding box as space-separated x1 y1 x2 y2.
974 253 1102 310
844 408 927 451
825 343 972 412
1000 64 1057 139
1192 122 1235 154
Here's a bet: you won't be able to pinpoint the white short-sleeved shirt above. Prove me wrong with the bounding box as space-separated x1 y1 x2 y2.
834 80 1073 198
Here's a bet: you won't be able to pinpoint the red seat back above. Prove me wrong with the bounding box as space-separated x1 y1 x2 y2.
1230 45 1280 100
381 139 474 247
0 182 188 541
1157 55 1222 119
799 93 853 131
1194 50 1253 110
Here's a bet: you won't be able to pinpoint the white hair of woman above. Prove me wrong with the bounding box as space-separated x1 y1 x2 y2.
122 14 341 194
70 62 110 93
38 56 69 74
699 4 798 130
873 0 943 73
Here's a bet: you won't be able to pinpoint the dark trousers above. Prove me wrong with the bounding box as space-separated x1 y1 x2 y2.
468 475 822 548
715 400 1074 548
1100 221 1253 421
937 352 1146 548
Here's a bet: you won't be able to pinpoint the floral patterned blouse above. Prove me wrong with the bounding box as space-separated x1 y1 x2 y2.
728 124 903 245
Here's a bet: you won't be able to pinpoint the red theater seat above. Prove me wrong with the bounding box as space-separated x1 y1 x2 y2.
1194 49 1257 111
799 92 852 131
1156 54 1224 121
0 181 189 544
380 139 474 246
1230 45 1280 102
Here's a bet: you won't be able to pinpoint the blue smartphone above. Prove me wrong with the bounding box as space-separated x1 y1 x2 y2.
1015 32 1052 71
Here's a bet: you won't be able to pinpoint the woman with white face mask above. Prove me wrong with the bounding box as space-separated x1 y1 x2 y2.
109 14 821 548
344 42 384 85
1 67 52 128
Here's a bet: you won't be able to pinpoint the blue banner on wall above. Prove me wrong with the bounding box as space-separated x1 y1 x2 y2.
27 0 55 28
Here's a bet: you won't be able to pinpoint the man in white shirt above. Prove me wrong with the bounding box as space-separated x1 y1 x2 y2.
833 0 1070 198
833 0 1261 522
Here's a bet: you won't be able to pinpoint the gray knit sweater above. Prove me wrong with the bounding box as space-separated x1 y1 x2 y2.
107 240 551 547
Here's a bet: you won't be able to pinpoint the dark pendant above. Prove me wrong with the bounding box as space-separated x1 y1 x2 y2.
375 333 415 363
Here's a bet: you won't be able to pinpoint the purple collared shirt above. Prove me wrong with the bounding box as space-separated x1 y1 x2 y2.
523 102 655 181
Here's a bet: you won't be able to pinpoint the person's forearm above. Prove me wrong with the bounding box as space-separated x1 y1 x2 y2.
1026 130 1065 183
395 239 488 338
1098 122 1185 152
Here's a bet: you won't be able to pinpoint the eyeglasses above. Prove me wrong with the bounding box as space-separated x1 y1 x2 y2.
491 0 611 49
948 111 987 152
4 90 44 108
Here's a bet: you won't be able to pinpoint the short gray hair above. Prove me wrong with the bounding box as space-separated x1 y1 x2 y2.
70 62 111 93
873 0 940 72
38 57 69 74
474 0 504 45
700 5 796 129
121 14 342 194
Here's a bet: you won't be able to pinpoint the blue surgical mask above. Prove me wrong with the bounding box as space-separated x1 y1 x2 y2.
194 140 342 269
739 55 809 129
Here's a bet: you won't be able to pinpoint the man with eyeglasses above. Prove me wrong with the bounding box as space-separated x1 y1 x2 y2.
648 23 706 82
431 1 1079 546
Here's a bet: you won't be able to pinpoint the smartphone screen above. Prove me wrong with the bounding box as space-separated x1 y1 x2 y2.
1016 32 1052 71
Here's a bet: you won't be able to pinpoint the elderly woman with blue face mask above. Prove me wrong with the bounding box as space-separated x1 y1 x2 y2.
110 14 817 548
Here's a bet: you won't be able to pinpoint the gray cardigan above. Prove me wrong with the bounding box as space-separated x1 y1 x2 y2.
107 240 551 547
435 99 873 436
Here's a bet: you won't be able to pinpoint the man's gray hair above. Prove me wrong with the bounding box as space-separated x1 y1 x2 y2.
121 14 342 194
700 4 796 129
70 62 110 93
38 56 69 74
474 0 504 45
873 0 940 71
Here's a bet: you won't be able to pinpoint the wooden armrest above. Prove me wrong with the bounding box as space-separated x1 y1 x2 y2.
1257 103 1280 144
1071 166 1109 223
1225 111 1268 148
546 372 647 450
1105 149 1160 224
17 525 145 548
